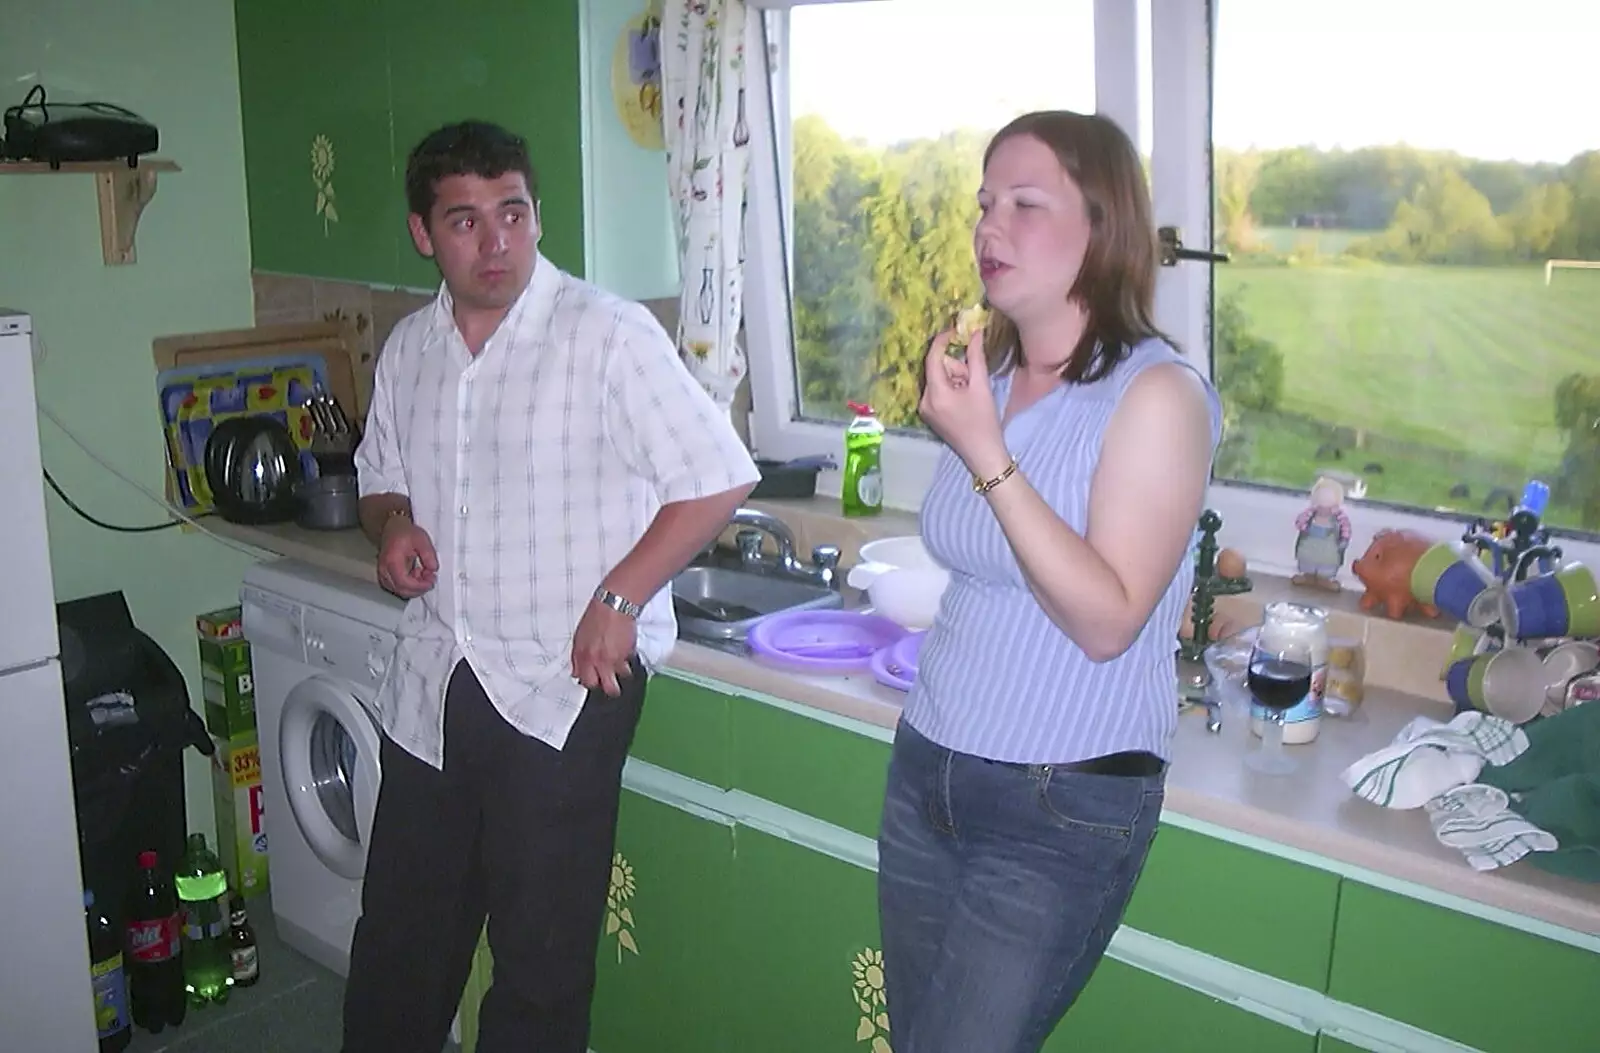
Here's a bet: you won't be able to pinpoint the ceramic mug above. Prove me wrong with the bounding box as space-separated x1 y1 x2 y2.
1538 640 1600 713
1444 645 1546 724
1411 542 1498 626
1503 563 1600 641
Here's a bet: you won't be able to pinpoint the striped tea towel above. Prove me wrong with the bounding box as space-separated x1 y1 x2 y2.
1341 711 1530 809
1425 783 1558 871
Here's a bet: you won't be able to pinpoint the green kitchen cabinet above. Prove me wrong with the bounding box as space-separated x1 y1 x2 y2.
1328 880 1600 1053
1316 1037 1370 1052
383 0 585 288
455 789 734 1053
589 790 734 1053
632 675 733 788
729 692 892 840
727 825 888 1053
1045 958 1317 1053
234 0 585 287
235 0 399 282
1123 824 1341 991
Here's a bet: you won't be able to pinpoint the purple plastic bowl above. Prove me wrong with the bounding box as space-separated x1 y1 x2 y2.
746 610 908 675
871 630 928 692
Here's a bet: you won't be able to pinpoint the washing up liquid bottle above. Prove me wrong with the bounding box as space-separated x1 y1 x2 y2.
842 401 884 518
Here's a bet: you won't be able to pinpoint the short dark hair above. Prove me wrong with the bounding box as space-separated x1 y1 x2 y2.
404 120 538 220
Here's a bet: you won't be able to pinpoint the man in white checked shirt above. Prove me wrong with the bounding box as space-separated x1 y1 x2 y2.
342 121 758 1053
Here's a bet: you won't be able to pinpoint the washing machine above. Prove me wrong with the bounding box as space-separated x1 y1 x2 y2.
240 557 404 977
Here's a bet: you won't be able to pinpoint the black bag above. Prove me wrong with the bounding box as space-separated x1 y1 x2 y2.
2 85 159 167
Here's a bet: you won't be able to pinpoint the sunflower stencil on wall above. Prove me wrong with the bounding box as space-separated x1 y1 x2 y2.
851 947 892 1052
311 134 339 235
605 852 639 962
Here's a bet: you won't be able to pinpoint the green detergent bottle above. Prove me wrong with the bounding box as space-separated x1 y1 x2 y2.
842 401 884 517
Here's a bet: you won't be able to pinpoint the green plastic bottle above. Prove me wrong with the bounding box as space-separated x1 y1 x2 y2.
842 401 884 517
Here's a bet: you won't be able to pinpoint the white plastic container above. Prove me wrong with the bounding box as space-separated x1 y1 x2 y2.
845 536 951 630
1249 601 1329 745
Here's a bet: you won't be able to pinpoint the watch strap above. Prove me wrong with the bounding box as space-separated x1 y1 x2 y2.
594 586 642 619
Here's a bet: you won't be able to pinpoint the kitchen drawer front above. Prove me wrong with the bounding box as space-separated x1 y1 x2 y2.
1046 957 1317 1053
1328 880 1600 1053
631 675 732 789
1123 824 1341 991
729 693 892 840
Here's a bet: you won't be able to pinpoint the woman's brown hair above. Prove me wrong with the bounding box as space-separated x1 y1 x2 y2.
979 110 1170 384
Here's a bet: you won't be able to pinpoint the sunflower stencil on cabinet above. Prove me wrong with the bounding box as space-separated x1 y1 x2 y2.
605 851 640 962
311 134 338 234
851 947 892 1052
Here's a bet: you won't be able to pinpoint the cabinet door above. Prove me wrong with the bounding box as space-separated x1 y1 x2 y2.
728 826 889 1052
589 790 734 1053
383 0 586 288
1329 880 1600 1053
235 0 398 281
1317 1036 1370 1053
1123 825 1341 990
632 675 733 788
1044 958 1317 1053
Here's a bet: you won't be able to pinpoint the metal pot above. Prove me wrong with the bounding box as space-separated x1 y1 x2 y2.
203 416 304 525
296 473 360 531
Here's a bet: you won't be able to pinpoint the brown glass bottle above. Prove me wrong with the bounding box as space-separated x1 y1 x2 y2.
227 897 259 988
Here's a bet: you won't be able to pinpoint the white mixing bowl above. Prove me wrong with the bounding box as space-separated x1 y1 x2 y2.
846 536 951 630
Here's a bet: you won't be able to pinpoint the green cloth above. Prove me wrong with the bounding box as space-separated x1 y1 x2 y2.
1480 701 1600 882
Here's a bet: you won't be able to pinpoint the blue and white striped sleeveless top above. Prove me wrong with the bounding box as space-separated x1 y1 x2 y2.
903 337 1223 764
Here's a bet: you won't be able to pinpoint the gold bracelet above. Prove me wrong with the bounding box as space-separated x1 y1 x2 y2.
972 457 1019 494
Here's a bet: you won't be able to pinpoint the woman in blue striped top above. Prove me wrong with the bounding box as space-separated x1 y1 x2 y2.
877 111 1223 1052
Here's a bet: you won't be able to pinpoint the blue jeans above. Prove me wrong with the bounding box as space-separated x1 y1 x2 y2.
877 720 1165 1053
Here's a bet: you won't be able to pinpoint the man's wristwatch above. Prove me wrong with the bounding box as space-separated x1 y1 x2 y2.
594 586 642 619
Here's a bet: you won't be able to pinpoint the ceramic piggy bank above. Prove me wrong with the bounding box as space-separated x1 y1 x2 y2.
1351 529 1441 620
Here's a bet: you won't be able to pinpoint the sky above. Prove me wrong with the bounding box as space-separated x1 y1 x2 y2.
788 0 1596 165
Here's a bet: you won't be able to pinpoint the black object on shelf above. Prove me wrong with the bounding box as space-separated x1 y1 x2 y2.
749 454 837 500
58 590 214 935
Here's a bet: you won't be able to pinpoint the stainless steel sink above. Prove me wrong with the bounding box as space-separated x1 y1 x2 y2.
672 565 843 645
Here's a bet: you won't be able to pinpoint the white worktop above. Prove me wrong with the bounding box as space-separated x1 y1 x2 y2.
209 518 1600 942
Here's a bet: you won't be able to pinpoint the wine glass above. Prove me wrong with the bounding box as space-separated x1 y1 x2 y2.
1243 635 1314 776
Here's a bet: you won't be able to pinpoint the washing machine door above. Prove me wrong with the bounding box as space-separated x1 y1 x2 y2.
278 675 381 881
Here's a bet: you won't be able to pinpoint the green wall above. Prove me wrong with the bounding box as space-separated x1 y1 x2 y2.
235 0 587 287
0 0 263 841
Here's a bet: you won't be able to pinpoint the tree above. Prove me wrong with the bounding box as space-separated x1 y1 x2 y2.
1503 181 1573 261
1553 373 1600 529
1350 168 1511 264
1211 287 1284 475
1215 149 1261 255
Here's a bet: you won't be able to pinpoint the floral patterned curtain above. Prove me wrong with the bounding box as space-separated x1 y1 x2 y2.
662 0 751 409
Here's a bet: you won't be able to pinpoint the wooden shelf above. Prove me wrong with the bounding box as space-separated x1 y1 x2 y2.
0 158 181 265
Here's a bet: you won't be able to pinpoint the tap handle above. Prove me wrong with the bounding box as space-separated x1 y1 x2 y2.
812 544 841 570
736 529 765 562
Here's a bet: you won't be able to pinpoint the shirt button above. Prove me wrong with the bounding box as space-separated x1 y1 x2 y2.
459 505 469 516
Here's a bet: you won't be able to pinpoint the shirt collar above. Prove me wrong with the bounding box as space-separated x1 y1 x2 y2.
429 252 563 354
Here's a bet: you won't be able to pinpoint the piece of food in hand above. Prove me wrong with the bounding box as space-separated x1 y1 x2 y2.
948 304 989 355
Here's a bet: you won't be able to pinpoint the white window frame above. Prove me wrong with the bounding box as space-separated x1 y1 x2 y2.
741 0 1600 582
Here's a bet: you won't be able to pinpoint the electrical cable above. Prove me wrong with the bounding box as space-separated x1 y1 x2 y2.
35 400 266 558
40 463 195 532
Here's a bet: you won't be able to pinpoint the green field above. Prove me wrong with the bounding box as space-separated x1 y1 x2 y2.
1214 255 1600 528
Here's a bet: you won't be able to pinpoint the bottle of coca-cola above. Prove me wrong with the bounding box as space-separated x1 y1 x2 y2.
124 850 187 1033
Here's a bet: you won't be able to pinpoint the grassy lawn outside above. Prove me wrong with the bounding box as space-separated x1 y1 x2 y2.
1213 252 1600 529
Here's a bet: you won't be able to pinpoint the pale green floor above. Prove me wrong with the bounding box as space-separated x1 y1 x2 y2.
124 905 460 1053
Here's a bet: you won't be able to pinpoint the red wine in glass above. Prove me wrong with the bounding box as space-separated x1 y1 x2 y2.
1247 654 1313 712
1244 638 1314 776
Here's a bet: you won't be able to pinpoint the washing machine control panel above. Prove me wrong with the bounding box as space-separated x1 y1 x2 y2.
241 587 305 662
301 608 399 692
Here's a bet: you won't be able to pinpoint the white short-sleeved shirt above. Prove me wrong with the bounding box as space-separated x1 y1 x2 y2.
355 255 759 767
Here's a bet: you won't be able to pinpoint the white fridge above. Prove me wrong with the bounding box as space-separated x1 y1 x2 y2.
0 310 97 1051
